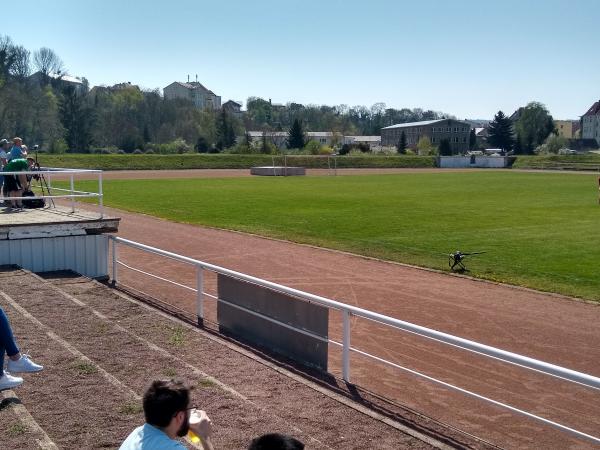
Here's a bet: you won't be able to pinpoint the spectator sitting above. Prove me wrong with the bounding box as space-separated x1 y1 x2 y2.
2 157 34 210
0 306 44 391
248 434 304 450
119 379 214 450
8 137 26 161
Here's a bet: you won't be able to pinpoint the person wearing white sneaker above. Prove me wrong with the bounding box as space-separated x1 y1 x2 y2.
0 306 43 391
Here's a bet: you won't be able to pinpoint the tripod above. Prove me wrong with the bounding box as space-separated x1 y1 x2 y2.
32 147 55 208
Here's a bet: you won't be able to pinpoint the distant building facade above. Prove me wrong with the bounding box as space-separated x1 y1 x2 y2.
554 120 579 139
581 100 600 145
222 100 242 116
381 119 471 153
342 136 381 148
245 132 380 149
28 71 87 94
163 81 221 110
89 82 140 97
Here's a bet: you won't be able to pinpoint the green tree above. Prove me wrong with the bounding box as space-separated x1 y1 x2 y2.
536 135 569 154
60 85 94 151
514 102 554 155
287 118 305 149
438 138 452 156
397 131 406 154
469 128 476 150
487 111 514 152
416 136 434 155
215 110 236 150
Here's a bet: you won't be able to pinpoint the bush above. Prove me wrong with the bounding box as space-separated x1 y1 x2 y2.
133 149 143 154
117 149 126 154
304 140 322 155
357 143 370 153
319 145 334 155
339 144 352 155
145 149 154 154
195 136 210 153
49 138 68 154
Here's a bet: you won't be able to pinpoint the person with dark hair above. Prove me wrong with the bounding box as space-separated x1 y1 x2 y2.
119 379 214 450
248 433 304 450
0 306 44 391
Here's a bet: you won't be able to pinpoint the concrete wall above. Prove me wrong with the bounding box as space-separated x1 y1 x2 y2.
438 156 508 168
217 274 328 371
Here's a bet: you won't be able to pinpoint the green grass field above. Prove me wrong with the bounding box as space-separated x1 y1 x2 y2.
72 172 600 301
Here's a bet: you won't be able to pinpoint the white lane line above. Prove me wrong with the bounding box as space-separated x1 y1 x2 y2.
1 390 59 450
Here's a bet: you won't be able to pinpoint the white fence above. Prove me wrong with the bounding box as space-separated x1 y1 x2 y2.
109 235 600 445
1 167 104 217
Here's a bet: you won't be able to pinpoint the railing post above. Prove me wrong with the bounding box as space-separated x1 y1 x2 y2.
196 265 204 327
111 238 118 285
69 174 75 213
342 310 351 383
98 172 104 218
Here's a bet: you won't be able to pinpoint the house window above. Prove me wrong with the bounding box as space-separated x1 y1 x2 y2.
453 127 458 132
447 127 451 132
462 137 466 143
432 137 437 143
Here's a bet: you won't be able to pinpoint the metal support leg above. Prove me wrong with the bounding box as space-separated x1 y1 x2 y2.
196 266 204 327
342 310 351 383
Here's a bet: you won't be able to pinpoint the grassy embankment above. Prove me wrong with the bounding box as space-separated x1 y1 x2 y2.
70 171 600 302
37 153 436 170
513 154 600 170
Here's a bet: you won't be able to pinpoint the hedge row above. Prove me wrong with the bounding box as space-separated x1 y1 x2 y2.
37 154 437 170
512 155 600 170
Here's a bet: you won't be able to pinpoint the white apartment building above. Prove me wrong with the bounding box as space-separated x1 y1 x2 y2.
163 81 221 110
581 100 600 146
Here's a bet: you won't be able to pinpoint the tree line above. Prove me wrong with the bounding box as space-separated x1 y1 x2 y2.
1 34 563 156
0 35 456 154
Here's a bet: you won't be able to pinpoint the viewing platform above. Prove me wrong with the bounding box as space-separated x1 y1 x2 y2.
0 167 119 278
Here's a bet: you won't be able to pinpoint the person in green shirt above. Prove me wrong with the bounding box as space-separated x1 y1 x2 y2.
3 157 34 210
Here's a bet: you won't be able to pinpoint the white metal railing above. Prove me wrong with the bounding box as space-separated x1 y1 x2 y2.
1 167 104 217
109 235 600 445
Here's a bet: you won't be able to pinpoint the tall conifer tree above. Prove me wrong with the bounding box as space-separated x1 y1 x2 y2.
487 111 514 152
287 118 306 149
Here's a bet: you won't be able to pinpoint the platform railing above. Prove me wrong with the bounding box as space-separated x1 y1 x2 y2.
0 167 104 217
108 235 600 445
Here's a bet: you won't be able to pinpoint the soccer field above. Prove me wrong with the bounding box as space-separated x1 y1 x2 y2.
75 171 600 301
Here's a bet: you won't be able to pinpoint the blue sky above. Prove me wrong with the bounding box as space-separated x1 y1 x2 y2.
4 0 599 119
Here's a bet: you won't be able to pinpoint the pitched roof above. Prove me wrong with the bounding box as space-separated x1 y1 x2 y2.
382 119 462 130
171 81 211 92
583 100 600 117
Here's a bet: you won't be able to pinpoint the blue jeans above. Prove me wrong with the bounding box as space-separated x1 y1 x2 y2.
0 307 20 376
